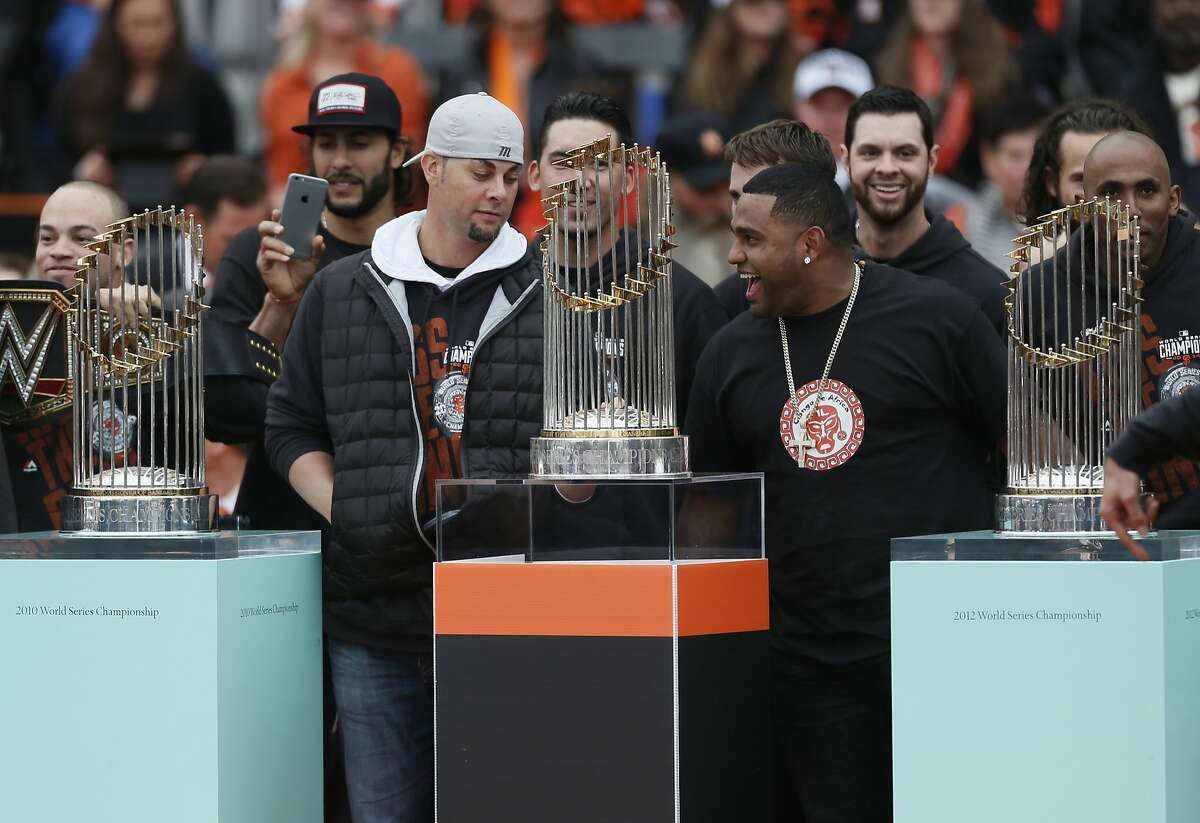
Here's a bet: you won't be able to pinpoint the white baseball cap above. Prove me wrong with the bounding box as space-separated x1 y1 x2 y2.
793 49 874 101
404 92 524 168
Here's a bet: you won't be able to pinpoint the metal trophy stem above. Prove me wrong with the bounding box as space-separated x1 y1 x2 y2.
530 136 689 479
997 197 1141 532
60 207 217 533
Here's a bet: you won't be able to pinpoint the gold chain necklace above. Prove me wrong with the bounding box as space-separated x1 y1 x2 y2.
778 261 862 467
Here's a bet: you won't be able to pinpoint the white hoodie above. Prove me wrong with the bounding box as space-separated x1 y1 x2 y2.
370 210 528 291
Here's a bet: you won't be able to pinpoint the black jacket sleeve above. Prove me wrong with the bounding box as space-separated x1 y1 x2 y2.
265 270 332 480
203 228 280 443
1107 391 1200 473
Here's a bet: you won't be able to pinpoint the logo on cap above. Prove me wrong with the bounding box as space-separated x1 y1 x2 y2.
317 83 367 115
498 146 512 158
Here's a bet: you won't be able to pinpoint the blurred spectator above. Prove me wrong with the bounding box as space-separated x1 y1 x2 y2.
876 0 1017 184
1115 0 1200 208
178 0 279 155
0 253 31 281
261 0 430 200
792 48 874 189
56 0 236 210
1 2 57 190
790 0 903 61
965 91 1050 270
1018 98 1150 227
182 155 269 277
441 0 646 24
845 85 1008 333
657 112 732 286
679 0 799 136
438 0 622 236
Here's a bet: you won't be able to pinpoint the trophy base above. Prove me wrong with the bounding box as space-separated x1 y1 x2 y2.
59 493 220 535
996 493 1108 533
530 434 689 479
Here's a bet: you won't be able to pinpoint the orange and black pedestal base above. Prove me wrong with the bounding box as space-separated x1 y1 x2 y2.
433 558 770 823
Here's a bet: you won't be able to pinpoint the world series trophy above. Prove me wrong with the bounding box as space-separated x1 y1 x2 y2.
530 136 688 478
996 197 1141 532
59 207 217 533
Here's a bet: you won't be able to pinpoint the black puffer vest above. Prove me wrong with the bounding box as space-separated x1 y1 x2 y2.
265 247 543 647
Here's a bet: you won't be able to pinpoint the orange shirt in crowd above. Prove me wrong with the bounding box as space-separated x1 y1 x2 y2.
260 41 431 192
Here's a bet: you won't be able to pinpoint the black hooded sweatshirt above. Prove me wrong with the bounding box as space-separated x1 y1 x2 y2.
1128 211 1200 527
863 211 1009 335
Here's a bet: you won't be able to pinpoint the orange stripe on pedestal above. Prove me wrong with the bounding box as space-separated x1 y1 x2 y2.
435 562 675 637
676 559 769 637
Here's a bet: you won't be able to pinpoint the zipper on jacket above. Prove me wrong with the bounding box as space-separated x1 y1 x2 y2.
366 263 435 554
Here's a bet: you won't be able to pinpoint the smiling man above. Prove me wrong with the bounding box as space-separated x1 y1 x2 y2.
685 161 1005 823
843 86 1008 334
265 91 542 823
1083 130 1200 528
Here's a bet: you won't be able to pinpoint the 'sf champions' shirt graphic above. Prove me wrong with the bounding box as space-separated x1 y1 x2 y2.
1141 312 1200 502
413 316 476 517
778 379 866 471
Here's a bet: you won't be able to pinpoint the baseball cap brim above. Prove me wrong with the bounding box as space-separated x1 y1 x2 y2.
293 121 397 136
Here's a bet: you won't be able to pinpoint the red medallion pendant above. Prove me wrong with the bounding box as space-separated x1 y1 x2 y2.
778 379 866 470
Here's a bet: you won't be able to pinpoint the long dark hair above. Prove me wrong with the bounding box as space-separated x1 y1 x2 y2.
1018 99 1151 225
66 0 190 152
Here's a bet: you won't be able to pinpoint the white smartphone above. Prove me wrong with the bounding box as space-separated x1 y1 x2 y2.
278 173 329 261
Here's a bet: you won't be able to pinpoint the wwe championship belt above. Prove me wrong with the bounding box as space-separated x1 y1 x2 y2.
0 283 73 426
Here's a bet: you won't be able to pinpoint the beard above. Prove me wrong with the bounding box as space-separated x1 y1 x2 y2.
851 173 927 227
325 166 392 218
467 222 501 243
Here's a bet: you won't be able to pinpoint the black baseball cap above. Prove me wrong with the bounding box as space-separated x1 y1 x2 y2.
292 72 402 136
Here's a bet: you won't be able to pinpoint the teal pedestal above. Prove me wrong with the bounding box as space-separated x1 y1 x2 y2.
0 530 322 823
891 531 1200 823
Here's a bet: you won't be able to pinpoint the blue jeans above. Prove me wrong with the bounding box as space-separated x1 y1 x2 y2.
327 639 434 823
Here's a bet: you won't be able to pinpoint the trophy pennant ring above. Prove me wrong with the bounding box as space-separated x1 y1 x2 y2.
59 207 217 533
530 136 689 478
997 197 1141 532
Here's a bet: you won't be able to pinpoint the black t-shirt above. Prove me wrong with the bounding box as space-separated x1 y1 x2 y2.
407 261 503 524
204 224 367 531
685 263 1005 672
4 411 72 531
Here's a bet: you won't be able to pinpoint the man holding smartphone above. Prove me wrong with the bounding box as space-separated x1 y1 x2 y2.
201 72 408 821
265 92 541 823
205 72 407 533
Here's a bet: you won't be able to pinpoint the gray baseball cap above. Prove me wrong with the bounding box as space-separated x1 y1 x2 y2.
403 92 524 168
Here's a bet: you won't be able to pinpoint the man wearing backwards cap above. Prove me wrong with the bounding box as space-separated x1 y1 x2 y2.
266 92 541 823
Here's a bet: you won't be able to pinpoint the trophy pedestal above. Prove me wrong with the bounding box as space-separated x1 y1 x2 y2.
529 433 689 479
890 530 1200 823
0 530 322 822
60 492 220 533
434 474 768 823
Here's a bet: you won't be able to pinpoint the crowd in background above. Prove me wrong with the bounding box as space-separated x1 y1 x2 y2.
1 0 1199 507
2 0 1197 220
